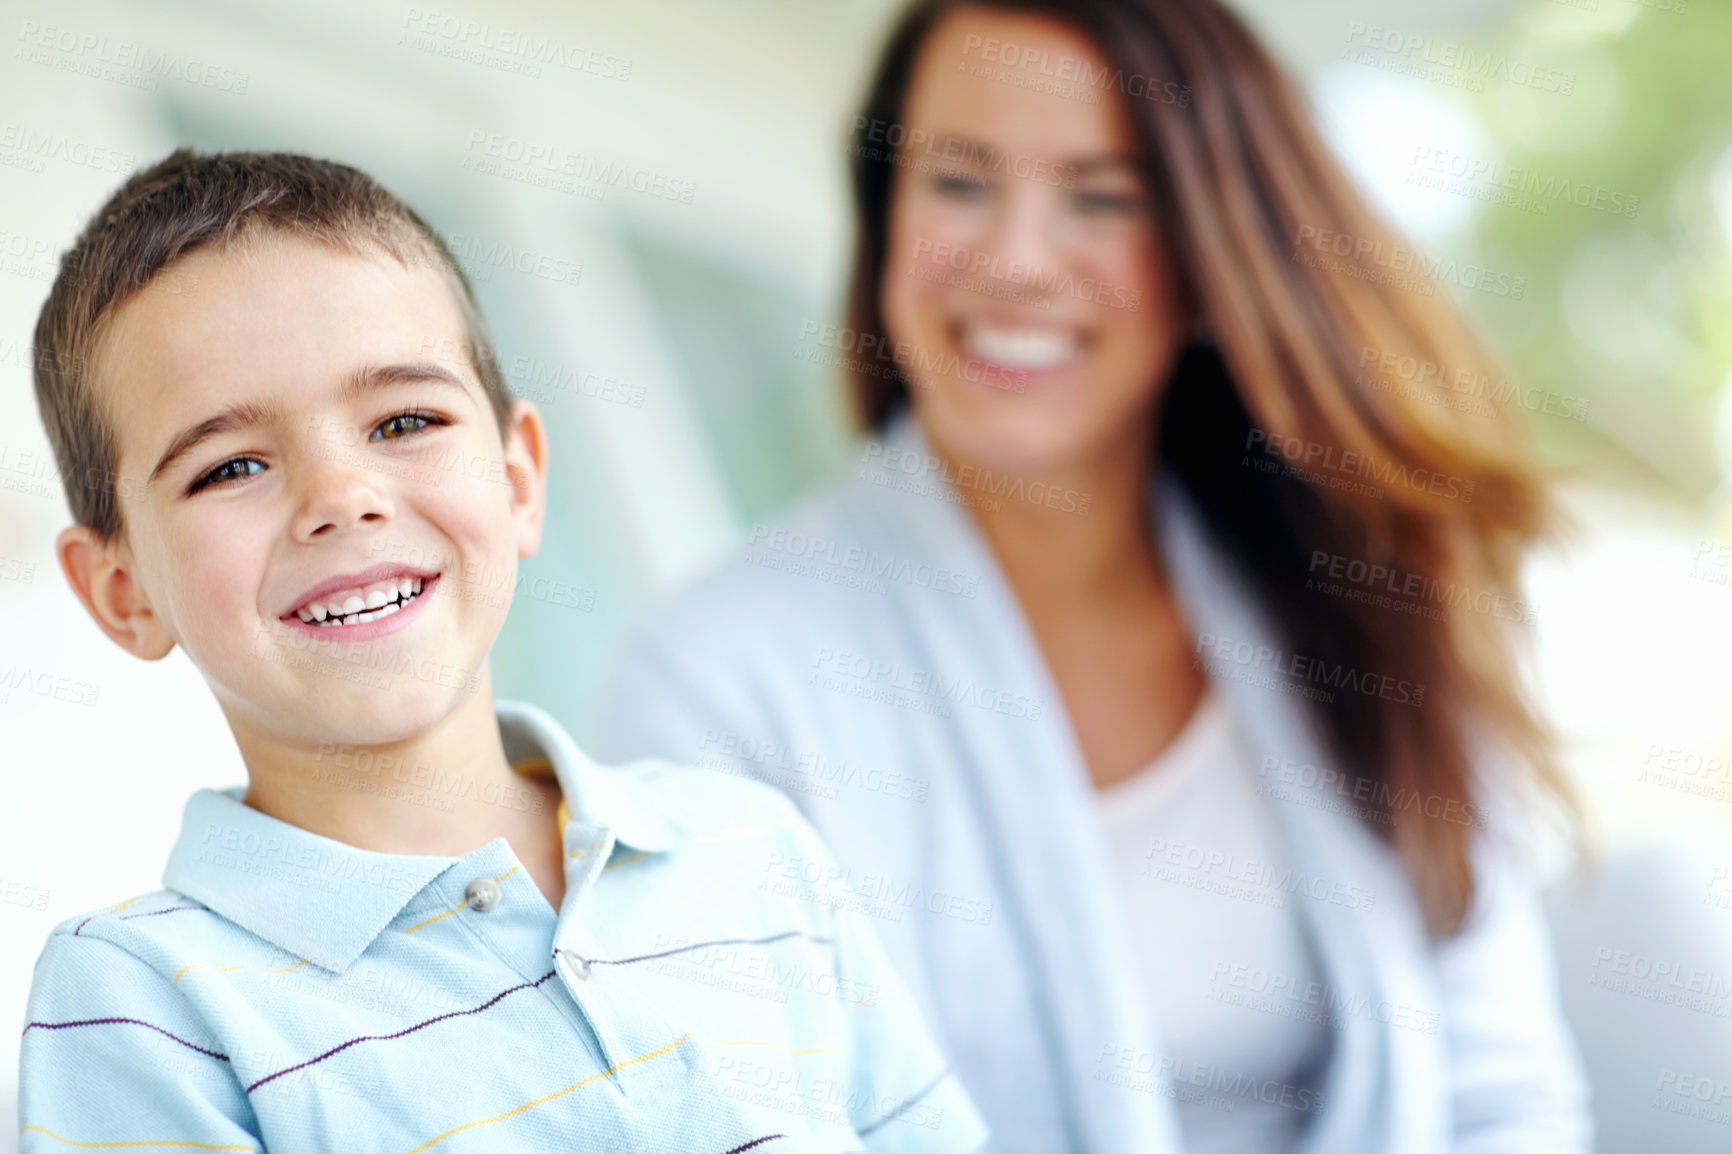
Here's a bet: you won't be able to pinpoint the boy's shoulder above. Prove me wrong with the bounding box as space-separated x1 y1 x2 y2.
39 888 224 967
28 888 236 1021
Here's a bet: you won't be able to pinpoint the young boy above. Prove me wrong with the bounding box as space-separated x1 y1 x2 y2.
20 149 987 1154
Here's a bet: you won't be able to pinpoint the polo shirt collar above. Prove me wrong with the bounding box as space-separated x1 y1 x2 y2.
495 698 690 854
162 699 690 973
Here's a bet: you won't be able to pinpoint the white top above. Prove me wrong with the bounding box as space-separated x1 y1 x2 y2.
1094 690 1332 1154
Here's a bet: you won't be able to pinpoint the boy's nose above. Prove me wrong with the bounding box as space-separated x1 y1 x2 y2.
292 464 394 540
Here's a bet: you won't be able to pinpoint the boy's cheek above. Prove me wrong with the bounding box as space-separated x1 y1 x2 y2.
145 527 272 658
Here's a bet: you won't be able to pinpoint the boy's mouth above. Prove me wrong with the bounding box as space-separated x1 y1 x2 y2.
283 566 440 628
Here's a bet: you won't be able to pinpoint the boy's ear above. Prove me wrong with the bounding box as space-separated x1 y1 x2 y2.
501 399 549 560
56 525 176 660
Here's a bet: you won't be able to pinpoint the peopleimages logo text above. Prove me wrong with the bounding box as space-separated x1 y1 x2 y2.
1292 225 1525 300
1342 23 1575 95
1195 631 1425 706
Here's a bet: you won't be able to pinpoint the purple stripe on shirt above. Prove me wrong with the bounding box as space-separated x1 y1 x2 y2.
245 970 557 1094
24 1016 231 1062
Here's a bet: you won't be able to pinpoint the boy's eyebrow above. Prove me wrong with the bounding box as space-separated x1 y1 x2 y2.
147 362 472 485
336 361 473 403
148 398 284 485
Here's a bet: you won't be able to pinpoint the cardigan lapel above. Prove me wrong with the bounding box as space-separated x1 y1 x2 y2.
856 417 1187 1154
853 415 1451 1152
1157 475 1448 1154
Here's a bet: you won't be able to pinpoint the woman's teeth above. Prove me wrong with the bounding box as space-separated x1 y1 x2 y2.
962 324 1079 371
296 575 424 627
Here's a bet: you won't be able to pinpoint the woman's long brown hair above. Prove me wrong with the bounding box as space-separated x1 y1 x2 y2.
845 0 1579 936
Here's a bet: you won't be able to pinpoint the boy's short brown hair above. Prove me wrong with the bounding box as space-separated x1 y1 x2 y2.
31 147 513 543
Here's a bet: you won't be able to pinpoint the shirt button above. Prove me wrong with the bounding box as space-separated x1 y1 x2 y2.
561 951 591 981
465 878 502 912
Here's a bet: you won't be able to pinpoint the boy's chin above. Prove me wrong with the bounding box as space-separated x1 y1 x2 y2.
279 678 483 749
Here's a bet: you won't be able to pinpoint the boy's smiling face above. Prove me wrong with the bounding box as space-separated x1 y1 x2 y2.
69 233 546 749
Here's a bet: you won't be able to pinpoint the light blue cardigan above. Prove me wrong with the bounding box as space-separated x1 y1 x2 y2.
591 414 1591 1153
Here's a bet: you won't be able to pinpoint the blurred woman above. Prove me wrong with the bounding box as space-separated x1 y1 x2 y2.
593 1 1590 1150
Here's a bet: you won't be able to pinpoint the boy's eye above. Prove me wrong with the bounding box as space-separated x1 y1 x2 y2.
190 456 265 494
371 411 443 441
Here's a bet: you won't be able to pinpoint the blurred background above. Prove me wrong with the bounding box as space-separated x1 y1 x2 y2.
1 0 1729 1149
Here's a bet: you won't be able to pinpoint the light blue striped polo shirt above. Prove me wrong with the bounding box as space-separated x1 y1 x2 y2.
19 700 988 1153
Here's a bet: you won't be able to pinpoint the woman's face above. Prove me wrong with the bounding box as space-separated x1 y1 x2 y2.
882 6 1185 478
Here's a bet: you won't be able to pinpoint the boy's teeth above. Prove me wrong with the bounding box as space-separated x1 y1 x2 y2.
293 574 427 627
